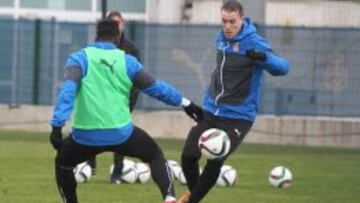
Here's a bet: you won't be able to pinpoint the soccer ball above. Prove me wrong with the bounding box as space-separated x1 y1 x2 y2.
123 159 136 168
110 159 137 184
135 162 151 183
268 166 293 188
178 170 187 185
167 160 182 181
73 162 92 183
198 128 231 160
216 165 237 187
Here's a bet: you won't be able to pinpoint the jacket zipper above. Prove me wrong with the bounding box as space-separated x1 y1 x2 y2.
214 44 228 109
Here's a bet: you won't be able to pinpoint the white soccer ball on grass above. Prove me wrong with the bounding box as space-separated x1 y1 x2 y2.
110 159 137 184
268 166 292 188
73 162 92 183
135 162 151 183
216 165 237 187
167 160 182 181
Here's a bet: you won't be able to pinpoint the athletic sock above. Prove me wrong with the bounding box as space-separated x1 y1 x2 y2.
56 165 78 203
181 158 200 190
149 155 175 199
188 161 222 203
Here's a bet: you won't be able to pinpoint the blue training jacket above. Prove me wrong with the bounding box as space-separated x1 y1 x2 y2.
203 18 289 121
50 42 183 146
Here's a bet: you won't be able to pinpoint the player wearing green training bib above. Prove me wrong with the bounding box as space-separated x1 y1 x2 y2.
73 47 131 129
49 19 203 203
86 11 144 181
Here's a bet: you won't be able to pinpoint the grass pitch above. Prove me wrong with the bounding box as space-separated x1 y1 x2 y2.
0 130 359 203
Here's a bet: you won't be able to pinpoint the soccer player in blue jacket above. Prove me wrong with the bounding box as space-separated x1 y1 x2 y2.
49 19 203 203
177 1 289 203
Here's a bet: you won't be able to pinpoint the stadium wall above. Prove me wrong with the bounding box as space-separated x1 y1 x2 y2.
1 104 359 149
146 0 265 25
266 1 360 27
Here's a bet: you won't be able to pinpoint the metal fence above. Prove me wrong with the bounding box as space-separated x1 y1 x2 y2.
1 18 360 117
0 18 91 105
261 26 360 116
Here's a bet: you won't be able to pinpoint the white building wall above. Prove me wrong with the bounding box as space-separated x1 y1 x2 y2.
1 1 360 26
266 1 360 27
1 105 360 149
0 0 147 22
146 0 265 25
189 0 222 25
146 0 360 27
146 0 224 25
146 0 184 24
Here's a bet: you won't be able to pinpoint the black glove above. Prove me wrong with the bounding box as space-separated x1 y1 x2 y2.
245 49 267 62
50 127 63 150
183 102 204 122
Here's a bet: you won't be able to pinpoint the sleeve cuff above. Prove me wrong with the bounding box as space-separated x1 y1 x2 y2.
181 98 191 107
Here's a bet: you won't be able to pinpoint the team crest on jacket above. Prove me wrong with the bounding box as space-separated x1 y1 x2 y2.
232 42 240 52
216 41 228 51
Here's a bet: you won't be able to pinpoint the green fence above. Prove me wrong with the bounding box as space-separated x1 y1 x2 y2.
1 19 360 117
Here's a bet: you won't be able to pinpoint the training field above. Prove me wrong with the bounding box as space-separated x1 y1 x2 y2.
0 130 359 203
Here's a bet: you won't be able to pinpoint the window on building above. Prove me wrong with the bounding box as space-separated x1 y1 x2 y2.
65 0 92 11
20 0 92 11
20 0 48 9
97 0 146 13
0 0 13 7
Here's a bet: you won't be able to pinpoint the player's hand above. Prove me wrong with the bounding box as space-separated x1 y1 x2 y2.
245 49 267 62
183 102 204 122
50 127 63 150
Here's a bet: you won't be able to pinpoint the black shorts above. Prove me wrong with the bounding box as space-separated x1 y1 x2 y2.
182 112 253 160
56 126 163 168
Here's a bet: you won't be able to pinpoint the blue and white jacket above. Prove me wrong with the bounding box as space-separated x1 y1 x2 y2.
203 18 289 121
50 42 183 146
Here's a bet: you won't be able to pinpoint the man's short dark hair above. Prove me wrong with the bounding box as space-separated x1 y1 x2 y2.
222 0 243 16
106 11 122 20
96 19 120 41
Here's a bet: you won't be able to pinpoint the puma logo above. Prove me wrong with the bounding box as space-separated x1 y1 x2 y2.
234 128 242 137
100 59 116 73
